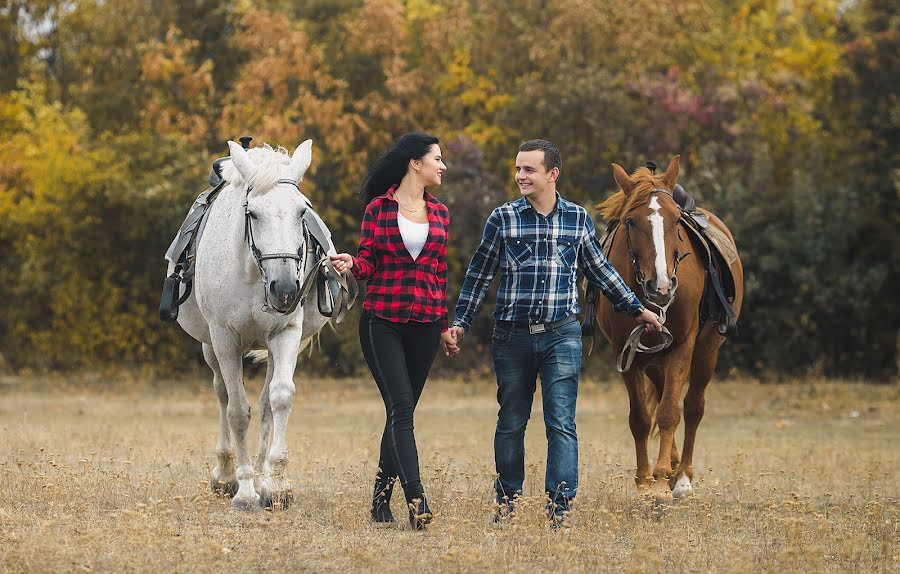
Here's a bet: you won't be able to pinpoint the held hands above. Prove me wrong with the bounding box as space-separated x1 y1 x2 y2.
448 326 465 344
638 308 664 333
329 253 353 274
440 329 460 357
441 326 465 357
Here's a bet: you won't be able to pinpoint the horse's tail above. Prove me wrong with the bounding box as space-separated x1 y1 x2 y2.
242 334 321 365
645 377 661 439
245 350 268 364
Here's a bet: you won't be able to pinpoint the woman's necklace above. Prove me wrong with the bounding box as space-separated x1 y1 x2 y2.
396 195 425 213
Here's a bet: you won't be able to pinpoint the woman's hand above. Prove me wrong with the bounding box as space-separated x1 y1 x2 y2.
440 330 460 357
330 253 354 274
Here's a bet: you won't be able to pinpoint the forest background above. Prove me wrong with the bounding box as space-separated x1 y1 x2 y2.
0 0 896 381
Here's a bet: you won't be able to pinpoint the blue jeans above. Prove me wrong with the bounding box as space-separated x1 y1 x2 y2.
491 320 582 510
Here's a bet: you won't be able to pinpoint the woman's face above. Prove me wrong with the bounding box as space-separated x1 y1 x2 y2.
413 144 447 187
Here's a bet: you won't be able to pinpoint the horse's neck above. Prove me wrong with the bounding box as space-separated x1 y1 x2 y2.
209 185 259 278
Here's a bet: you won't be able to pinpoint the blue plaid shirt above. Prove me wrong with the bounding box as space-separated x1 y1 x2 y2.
453 194 642 330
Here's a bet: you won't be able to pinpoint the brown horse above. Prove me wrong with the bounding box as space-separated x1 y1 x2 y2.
595 156 744 501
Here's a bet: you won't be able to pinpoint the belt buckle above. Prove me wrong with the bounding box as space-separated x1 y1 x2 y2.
529 323 546 334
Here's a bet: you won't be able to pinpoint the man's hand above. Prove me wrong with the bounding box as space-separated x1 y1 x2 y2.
449 326 466 344
637 308 664 333
329 253 353 274
440 329 460 357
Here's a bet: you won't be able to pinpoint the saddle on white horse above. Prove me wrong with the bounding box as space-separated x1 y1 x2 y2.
160 138 357 324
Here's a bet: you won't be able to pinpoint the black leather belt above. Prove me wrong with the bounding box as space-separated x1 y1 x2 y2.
495 314 579 335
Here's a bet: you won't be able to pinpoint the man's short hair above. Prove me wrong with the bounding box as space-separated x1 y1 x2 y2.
518 139 561 173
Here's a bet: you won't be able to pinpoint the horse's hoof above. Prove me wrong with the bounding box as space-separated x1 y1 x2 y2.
259 488 294 511
671 474 693 499
231 495 262 511
210 478 239 498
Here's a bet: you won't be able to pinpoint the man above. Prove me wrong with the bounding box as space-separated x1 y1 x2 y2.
449 139 662 525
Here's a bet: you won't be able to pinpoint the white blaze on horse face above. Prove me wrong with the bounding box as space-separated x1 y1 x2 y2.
647 196 671 292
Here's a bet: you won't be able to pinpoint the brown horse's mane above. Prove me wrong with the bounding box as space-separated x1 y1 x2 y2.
596 167 670 221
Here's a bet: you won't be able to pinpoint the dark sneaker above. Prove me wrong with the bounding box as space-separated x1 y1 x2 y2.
547 498 572 529
492 498 516 524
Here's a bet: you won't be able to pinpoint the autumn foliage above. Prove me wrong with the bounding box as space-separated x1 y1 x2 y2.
0 0 895 378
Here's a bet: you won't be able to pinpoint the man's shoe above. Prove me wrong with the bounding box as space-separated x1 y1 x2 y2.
547 497 572 530
408 495 433 531
492 498 516 524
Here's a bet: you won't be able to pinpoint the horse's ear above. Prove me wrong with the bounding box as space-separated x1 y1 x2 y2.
289 139 313 182
662 155 680 189
227 141 256 183
612 163 634 196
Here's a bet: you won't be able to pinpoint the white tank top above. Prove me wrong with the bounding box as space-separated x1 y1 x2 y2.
397 213 429 260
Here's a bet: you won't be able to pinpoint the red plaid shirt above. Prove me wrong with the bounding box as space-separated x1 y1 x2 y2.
351 188 450 331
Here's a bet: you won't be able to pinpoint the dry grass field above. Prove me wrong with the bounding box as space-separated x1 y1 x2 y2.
0 373 897 573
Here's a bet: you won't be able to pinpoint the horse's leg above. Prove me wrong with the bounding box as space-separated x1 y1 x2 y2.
651 347 693 501
255 352 274 473
204 343 238 496
623 369 654 491
672 331 721 498
258 328 302 510
669 442 681 475
210 333 259 510
645 365 682 471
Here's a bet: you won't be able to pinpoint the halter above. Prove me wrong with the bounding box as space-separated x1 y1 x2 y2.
623 188 689 302
242 178 354 317
244 178 313 314
616 188 691 372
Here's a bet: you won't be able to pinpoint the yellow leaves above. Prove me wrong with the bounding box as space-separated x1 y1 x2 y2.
220 8 357 157
139 26 214 146
406 0 445 23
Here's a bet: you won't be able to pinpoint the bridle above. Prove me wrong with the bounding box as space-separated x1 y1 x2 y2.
616 187 690 372
622 188 689 304
244 178 314 314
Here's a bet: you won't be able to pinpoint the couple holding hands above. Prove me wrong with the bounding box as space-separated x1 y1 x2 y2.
329 133 663 530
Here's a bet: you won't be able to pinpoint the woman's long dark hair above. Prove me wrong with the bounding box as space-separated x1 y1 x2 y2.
359 132 440 206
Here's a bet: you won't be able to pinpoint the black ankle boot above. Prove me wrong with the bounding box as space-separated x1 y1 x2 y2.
407 495 433 531
371 474 396 524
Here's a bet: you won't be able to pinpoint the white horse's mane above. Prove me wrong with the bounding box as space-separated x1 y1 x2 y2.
220 145 302 195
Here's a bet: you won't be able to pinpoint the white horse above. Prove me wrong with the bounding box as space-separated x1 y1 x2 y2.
167 140 338 510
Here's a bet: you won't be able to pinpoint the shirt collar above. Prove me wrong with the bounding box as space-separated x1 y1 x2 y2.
516 192 567 215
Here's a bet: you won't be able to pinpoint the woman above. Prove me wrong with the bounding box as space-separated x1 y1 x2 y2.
330 133 457 530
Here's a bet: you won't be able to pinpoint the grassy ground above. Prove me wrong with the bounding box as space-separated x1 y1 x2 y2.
0 374 897 573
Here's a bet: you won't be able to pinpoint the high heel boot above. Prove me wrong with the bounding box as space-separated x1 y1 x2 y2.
407 494 433 531
371 473 396 525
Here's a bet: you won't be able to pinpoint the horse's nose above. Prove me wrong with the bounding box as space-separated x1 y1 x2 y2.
645 279 672 305
269 278 300 309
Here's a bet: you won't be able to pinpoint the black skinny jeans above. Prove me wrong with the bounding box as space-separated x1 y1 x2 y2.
359 311 441 502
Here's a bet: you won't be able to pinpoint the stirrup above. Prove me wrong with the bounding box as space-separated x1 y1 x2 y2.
159 273 182 322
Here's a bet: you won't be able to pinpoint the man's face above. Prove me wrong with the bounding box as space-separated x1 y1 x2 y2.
515 150 558 200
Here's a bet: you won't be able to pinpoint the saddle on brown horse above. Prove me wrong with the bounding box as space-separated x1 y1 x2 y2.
582 186 739 341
